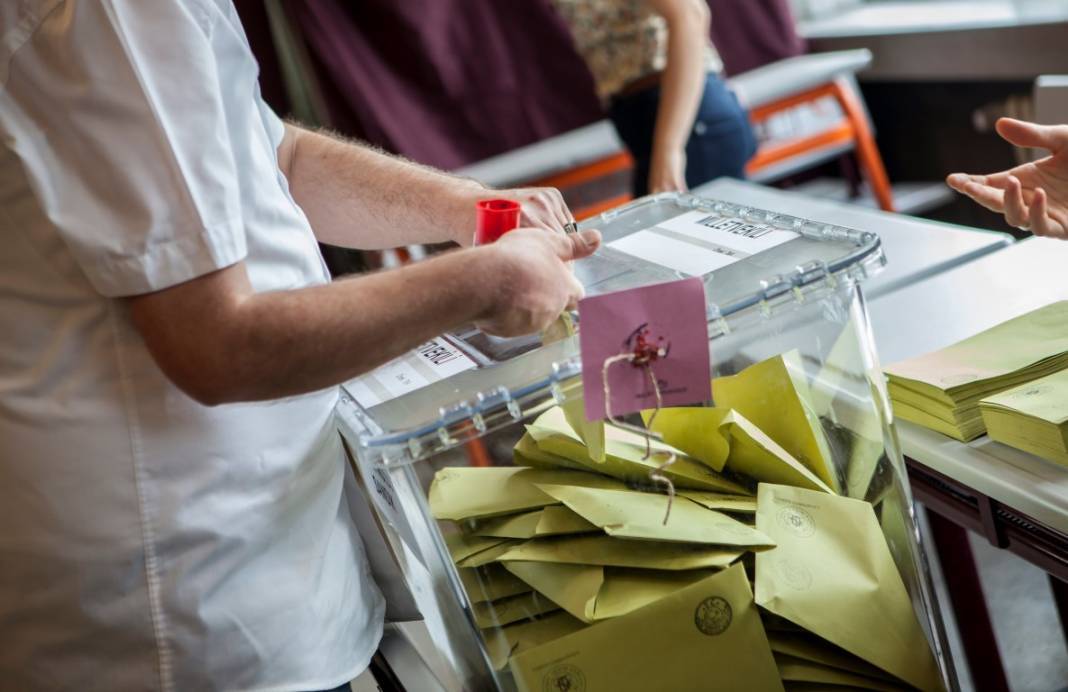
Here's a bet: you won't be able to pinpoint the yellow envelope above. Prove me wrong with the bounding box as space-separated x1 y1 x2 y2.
448 533 524 569
646 406 833 494
510 563 784 692
755 484 943 692
528 406 750 494
767 630 897 683
564 383 607 465
537 505 599 535
536 483 775 549
471 509 544 540
446 532 514 566
429 465 624 521
514 432 587 472
592 567 717 620
642 407 730 471
458 564 530 604
497 533 743 571
503 561 604 623
504 560 721 625
722 410 834 494
681 490 758 514
472 590 559 628
715 352 840 492
473 505 596 540
541 313 607 464
776 654 905 692
482 611 588 671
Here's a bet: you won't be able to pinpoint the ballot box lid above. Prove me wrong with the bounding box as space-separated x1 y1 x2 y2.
342 193 884 450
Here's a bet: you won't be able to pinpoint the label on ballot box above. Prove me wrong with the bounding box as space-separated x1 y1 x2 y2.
346 336 477 408
607 209 799 276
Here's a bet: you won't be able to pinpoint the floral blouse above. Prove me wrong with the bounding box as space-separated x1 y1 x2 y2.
550 0 723 104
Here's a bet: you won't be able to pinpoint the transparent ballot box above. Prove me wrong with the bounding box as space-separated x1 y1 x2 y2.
337 194 953 692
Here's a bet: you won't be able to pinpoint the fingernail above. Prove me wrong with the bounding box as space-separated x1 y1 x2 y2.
579 229 601 248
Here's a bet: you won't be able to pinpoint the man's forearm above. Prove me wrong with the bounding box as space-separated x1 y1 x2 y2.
131 247 500 404
279 124 486 249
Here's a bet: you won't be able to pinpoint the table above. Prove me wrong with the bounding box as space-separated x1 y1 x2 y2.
868 236 1068 691
692 178 1012 299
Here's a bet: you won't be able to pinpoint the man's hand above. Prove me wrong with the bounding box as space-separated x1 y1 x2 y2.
129 228 600 405
649 146 688 193
453 186 575 246
947 118 1068 238
476 228 601 336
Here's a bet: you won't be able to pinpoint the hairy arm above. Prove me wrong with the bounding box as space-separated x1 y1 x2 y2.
127 229 600 405
277 124 484 249
277 125 574 249
646 0 711 192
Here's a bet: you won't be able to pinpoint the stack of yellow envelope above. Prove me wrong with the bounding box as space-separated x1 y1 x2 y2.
425 345 945 690
978 368 1068 466
428 423 768 675
885 301 1068 441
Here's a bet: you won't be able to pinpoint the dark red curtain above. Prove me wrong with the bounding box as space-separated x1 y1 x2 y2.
236 0 803 170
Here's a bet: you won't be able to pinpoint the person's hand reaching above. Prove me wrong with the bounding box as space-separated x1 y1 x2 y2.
947 118 1068 238
475 227 601 337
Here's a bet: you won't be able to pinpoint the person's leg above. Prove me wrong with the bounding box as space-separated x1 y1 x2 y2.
607 87 661 198
684 75 757 187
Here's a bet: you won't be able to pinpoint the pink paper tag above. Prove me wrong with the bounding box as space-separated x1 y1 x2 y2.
578 277 711 422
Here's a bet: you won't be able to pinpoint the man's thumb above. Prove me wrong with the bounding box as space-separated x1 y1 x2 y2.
559 229 602 261
996 118 1068 151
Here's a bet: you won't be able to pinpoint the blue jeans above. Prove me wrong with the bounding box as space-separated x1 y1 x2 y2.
608 73 757 197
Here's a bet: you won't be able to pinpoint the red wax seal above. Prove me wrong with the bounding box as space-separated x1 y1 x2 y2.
474 199 521 245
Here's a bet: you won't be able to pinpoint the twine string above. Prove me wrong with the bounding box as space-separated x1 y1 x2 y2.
600 332 675 525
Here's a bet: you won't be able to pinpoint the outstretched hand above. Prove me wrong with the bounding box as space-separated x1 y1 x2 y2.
947 118 1068 238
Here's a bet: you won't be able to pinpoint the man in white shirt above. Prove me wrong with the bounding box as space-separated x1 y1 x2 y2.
0 1 601 690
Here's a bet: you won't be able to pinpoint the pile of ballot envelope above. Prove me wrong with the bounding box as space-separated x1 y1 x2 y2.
428 352 944 692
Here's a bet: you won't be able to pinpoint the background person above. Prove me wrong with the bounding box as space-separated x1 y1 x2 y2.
550 0 757 196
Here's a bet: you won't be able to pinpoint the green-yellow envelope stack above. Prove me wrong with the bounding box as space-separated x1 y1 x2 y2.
885 301 1068 441
428 351 944 692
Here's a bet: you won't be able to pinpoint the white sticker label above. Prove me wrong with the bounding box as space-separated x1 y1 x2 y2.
657 210 799 255
607 210 798 275
346 336 477 408
608 230 736 276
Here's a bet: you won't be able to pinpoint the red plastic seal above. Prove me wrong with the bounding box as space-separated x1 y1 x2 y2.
474 199 521 245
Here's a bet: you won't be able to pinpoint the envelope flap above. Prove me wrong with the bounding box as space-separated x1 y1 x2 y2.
754 484 942 691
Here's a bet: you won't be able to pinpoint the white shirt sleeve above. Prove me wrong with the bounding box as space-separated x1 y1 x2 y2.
0 0 247 297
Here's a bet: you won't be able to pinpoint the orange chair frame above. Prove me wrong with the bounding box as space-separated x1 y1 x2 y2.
745 77 895 212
